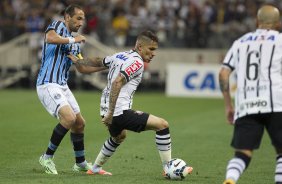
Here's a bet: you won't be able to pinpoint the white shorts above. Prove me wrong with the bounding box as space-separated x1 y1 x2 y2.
36 83 80 118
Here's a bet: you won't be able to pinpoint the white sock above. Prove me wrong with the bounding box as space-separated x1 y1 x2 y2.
159 150 171 166
275 156 282 182
92 137 120 172
225 158 246 182
92 151 110 172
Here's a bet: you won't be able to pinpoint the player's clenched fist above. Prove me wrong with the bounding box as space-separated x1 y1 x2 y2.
74 35 86 43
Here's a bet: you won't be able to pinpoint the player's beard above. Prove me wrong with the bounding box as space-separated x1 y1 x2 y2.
70 23 80 32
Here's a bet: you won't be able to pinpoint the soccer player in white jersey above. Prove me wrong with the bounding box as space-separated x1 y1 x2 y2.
219 5 282 184
36 4 105 174
68 30 193 176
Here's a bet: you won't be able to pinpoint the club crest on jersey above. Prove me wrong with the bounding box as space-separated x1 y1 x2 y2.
125 60 143 76
54 93 61 99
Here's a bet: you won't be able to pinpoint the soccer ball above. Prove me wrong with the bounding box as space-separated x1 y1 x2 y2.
164 158 192 180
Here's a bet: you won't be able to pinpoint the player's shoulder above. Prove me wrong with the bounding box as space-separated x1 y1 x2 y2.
46 20 66 33
48 20 64 27
237 29 282 42
235 31 254 43
112 50 143 63
127 50 143 63
111 50 128 58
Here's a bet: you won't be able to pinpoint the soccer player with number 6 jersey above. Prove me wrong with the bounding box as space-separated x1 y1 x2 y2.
219 5 282 184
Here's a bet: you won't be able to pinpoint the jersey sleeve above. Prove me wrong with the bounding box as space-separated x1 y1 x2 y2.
61 42 81 55
222 42 236 71
45 21 64 35
70 43 81 55
120 59 144 82
102 56 112 68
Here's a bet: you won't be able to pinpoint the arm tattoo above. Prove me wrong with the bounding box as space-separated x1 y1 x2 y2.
219 78 229 93
76 57 104 67
108 76 126 113
108 83 121 113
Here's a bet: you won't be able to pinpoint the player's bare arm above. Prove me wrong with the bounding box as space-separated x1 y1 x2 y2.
68 54 105 67
219 67 230 94
75 65 107 74
219 67 234 124
46 30 85 44
102 73 126 126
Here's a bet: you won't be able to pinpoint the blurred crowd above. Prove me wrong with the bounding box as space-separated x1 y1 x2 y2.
1 0 282 48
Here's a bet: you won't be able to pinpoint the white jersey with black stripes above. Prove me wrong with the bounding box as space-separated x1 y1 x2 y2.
222 29 282 120
100 50 144 116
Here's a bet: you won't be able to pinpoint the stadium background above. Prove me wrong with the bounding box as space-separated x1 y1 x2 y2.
0 0 281 184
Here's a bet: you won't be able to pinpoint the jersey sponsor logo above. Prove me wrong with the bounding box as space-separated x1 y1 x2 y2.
116 54 128 61
125 60 143 76
240 99 268 111
241 35 275 42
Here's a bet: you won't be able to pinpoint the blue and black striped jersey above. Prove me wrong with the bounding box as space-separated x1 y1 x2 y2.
37 20 78 86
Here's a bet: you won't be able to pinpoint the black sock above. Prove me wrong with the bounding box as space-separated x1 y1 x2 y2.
156 128 171 151
45 123 69 156
235 151 251 168
71 133 85 163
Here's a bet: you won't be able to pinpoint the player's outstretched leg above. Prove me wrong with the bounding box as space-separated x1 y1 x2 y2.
146 114 193 175
39 154 58 174
71 115 92 172
223 151 251 184
39 123 69 174
71 132 92 172
223 178 236 184
87 137 119 175
156 127 172 166
88 132 126 176
275 155 282 183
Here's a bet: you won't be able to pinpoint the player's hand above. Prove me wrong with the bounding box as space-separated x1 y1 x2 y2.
225 105 234 125
102 114 113 127
67 54 79 63
74 35 86 43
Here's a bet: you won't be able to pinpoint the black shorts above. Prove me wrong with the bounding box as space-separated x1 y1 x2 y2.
232 112 282 150
108 109 149 137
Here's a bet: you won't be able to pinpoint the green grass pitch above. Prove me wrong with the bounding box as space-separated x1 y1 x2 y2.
0 90 276 184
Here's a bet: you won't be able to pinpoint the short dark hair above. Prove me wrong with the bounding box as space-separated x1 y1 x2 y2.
64 4 83 17
137 30 159 43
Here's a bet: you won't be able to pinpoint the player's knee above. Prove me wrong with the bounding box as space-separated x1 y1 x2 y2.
113 133 126 144
236 149 253 157
158 118 169 130
61 114 77 126
73 121 85 132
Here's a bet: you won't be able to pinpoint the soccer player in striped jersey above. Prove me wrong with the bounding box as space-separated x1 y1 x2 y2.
36 4 105 174
68 30 193 176
219 5 282 184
